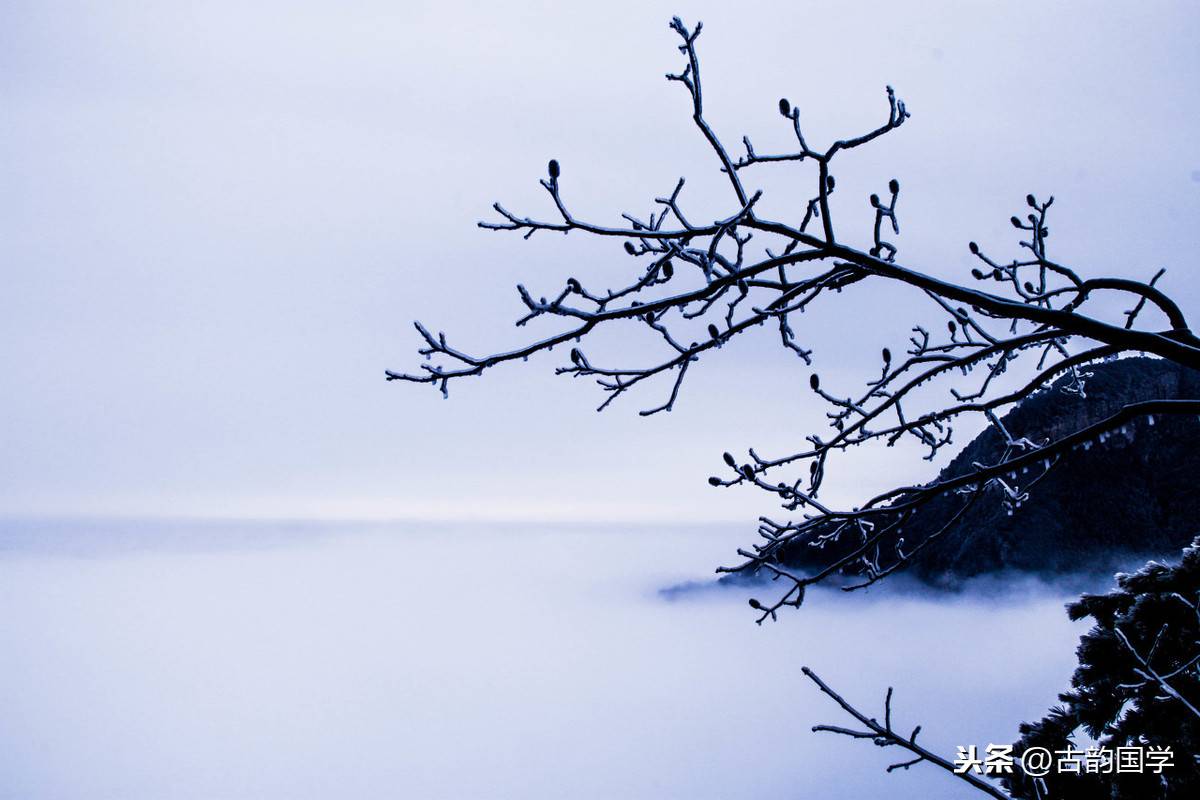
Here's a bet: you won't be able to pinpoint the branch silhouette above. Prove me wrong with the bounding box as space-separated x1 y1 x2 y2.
389 17 1200 620
389 17 1200 797
802 667 1011 799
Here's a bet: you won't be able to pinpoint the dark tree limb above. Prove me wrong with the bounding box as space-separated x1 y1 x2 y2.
803 667 1011 799
390 16 1200 613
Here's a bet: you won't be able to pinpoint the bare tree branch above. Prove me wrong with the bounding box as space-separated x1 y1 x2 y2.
802 667 1011 799
389 15 1200 614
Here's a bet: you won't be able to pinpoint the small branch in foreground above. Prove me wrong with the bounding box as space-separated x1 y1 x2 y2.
802 667 1011 799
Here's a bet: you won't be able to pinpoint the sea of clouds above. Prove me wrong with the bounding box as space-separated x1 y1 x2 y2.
0 518 1092 799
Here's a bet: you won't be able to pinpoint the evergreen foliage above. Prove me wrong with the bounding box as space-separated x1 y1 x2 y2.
1006 539 1200 798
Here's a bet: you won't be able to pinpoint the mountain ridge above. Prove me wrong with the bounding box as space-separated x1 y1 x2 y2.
776 356 1200 585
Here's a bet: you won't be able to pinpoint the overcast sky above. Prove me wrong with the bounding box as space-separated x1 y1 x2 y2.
2 0 1198 523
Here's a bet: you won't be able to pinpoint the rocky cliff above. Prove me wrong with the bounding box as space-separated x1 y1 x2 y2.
778 357 1200 585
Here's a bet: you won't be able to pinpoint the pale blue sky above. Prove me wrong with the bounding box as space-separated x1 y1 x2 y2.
2 0 1198 521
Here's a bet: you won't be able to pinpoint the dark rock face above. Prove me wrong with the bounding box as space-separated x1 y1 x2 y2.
780 357 1200 584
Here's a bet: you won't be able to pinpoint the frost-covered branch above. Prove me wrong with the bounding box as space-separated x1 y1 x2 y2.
389 16 1200 615
802 667 1011 799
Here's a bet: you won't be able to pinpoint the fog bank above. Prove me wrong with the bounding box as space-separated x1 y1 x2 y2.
0 519 1093 799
